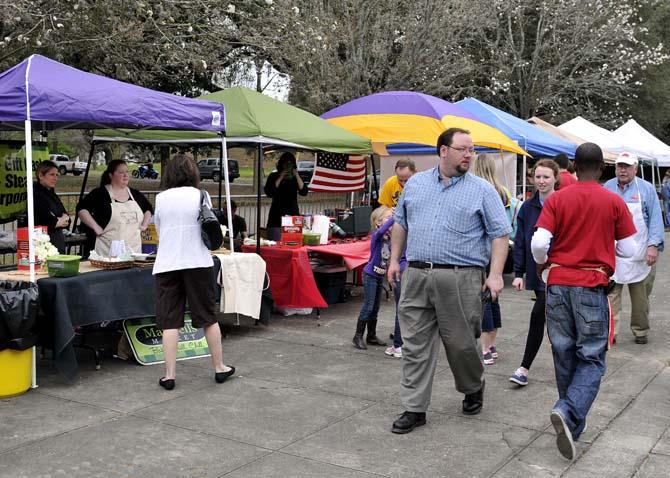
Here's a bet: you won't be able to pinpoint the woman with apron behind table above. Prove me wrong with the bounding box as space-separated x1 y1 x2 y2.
77 160 153 258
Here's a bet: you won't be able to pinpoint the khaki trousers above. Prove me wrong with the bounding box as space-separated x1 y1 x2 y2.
398 266 484 412
609 264 656 338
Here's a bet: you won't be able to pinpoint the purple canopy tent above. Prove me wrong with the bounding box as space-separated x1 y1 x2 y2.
0 54 229 387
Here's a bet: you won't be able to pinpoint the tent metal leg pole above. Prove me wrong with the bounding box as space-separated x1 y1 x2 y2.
220 135 234 253
218 143 223 210
256 144 263 255
651 162 656 189
24 120 38 389
370 155 378 205
522 155 527 199
71 141 97 234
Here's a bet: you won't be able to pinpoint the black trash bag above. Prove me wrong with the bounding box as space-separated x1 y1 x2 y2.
0 280 39 351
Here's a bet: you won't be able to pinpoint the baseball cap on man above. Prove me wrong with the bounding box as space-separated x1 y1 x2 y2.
616 152 638 165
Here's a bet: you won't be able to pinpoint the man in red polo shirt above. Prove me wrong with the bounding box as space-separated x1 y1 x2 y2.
554 153 577 190
531 142 636 461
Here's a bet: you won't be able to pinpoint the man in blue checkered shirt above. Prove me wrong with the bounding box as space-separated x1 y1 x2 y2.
388 127 511 434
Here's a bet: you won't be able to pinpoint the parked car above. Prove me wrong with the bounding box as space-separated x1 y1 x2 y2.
197 158 240 183
49 154 87 176
297 160 315 183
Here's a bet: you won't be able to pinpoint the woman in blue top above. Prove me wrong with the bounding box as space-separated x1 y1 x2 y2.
509 159 560 386
352 206 407 351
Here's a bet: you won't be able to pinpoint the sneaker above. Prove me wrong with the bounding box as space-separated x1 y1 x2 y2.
635 335 648 344
509 368 528 386
391 411 426 434
489 346 499 359
483 351 495 365
550 410 576 460
385 346 402 358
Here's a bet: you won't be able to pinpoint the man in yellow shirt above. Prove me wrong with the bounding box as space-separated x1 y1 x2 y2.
379 159 417 208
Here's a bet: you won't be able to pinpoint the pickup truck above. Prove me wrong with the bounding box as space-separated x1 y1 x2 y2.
49 154 87 176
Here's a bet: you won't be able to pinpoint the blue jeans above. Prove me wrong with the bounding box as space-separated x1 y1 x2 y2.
546 285 608 440
358 273 383 322
393 277 403 348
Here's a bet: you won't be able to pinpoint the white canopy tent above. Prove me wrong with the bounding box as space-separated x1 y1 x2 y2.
559 117 655 162
615 119 670 167
559 116 660 184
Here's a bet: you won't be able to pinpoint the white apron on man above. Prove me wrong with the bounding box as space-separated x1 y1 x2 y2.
612 178 650 284
94 185 143 256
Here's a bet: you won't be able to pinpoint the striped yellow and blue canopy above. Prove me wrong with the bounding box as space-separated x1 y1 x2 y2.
322 91 528 156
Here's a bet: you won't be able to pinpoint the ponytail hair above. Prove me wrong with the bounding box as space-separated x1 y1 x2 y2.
100 159 127 186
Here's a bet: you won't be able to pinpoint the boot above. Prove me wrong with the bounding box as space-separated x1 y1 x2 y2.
366 320 387 346
352 320 367 350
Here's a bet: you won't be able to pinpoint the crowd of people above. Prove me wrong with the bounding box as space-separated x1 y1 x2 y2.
351 127 662 461
30 129 664 461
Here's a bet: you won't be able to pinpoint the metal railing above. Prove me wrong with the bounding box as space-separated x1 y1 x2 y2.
56 191 352 236
0 191 355 264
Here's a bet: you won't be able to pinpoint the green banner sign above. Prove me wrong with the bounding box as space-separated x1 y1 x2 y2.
0 141 49 221
122 315 211 365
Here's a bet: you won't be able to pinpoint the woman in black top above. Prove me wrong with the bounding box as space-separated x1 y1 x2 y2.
76 160 153 257
264 152 308 241
33 160 70 253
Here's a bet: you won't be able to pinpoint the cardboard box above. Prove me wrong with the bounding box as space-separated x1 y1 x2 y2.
280 225 303 246
141 223 159 245
281 216 304 231
16 226 47 270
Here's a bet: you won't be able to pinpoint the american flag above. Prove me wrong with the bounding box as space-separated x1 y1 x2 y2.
309 153 366 192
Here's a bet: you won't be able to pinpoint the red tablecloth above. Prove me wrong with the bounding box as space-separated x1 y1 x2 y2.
241 240 371 309
241 244 327 309
306 240 371 269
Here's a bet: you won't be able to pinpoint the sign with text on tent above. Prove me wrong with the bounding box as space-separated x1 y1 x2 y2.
0 141 49 222
122 315 211 365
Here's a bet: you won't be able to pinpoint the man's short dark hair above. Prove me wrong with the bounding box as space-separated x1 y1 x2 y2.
574 142 603 173
229 199 237 210
554 153 570 169
436 128 470 155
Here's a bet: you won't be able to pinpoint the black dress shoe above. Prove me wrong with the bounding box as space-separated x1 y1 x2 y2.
352 334 367 350
215 366 236 383
366 335 387 346
635 336 648 344
159 377 175 390
462 380 485 415
391 411 426 434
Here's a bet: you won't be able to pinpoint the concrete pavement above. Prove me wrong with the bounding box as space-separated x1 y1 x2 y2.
2 254 670 477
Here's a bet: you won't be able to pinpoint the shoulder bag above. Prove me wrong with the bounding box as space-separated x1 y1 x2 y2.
198 190 223 250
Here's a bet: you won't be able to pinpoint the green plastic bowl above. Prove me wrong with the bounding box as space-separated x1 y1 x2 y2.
47 255 82 277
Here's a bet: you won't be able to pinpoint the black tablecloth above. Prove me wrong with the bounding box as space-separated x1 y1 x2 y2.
38 267 157 381
37 258 224 381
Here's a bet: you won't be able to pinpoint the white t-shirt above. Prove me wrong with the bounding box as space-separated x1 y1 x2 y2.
152 187 214 274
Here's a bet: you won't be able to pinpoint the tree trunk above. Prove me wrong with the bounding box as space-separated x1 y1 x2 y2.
159 146 170 189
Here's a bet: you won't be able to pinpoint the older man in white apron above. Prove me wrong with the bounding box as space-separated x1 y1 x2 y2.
604 152 665 344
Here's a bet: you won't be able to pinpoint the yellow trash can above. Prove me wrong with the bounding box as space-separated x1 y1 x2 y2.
0 348 32 398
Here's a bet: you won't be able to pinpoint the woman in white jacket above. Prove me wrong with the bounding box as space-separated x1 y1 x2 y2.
153 154 234 390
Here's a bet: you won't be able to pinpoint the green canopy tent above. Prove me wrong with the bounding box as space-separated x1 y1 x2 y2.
94 86 377 252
